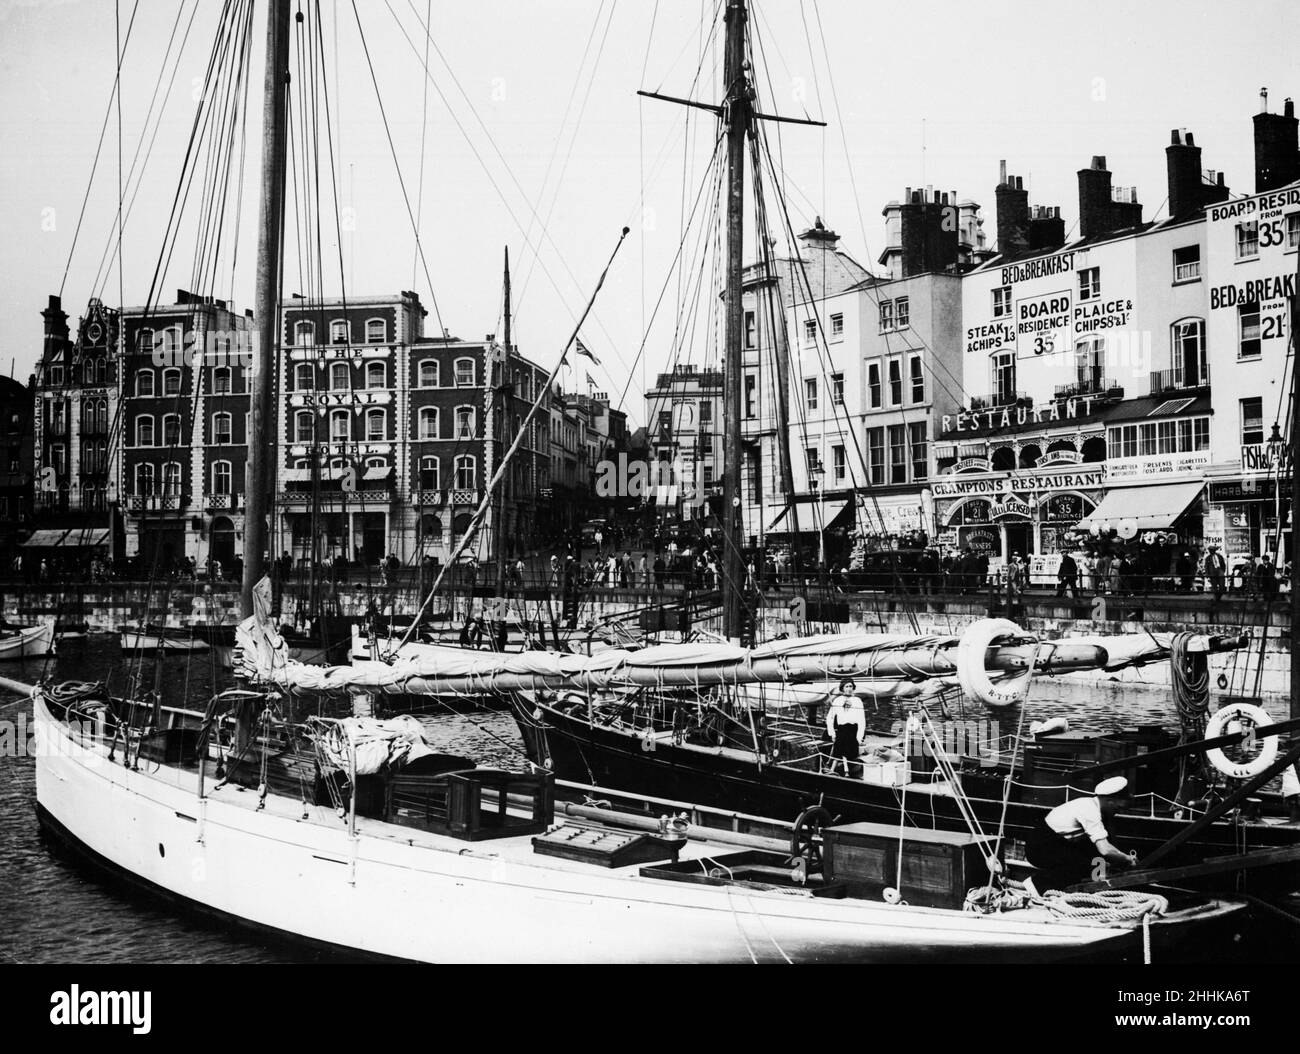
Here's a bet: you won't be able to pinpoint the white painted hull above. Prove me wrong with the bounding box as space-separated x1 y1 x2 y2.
29 694 1210 964
0 622 56 659
118 630 209 654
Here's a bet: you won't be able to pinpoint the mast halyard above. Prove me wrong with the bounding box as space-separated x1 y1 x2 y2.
720 0 750 642
496 246 512 597
241 0 291 618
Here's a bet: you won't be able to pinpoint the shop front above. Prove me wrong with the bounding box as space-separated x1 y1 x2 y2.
933 465 1103 563
1206 477 1292 569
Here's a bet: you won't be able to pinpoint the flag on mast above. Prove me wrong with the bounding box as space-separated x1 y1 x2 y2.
575 337 600 365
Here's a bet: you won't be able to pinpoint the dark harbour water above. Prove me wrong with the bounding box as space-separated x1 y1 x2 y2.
0 636 1296 964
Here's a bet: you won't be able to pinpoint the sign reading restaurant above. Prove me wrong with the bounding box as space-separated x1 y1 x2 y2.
940 395 1098 435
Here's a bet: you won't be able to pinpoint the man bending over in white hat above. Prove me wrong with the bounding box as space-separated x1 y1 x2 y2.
1023 776 1137 896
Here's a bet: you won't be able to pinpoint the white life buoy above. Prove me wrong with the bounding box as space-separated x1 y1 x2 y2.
1204 702 1278 780
955 618 1036 709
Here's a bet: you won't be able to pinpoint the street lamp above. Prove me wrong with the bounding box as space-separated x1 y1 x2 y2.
1267 421 1285 570
811 462 826 571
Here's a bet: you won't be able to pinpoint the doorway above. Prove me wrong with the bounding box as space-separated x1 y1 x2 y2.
1003 522 1033 560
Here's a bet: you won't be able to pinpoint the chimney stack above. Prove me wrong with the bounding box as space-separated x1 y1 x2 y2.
1077 155 1142 238
995 162 1030 260
1253 89 1300 193
897 190 959 276
41 294 69 371
1166 128 1202 219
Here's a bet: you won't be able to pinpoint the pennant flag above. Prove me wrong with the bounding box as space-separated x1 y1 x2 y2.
575 337 600 365
586 372 595 387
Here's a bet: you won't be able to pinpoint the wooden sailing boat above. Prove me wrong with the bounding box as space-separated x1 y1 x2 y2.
29 0 1255 962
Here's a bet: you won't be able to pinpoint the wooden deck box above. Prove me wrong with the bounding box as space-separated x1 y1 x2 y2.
823 821 998 910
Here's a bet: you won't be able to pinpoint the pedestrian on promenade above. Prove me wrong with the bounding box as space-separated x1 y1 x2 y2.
1204 545 1226 602
1056 550 1080 600
638 552 648 588
653 554 665 591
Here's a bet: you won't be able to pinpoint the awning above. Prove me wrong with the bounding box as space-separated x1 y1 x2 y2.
1074 481 1204 532
21 528 71 547
363 465 393 480
61 527 110 548
282 468 312 483
768 499 850 533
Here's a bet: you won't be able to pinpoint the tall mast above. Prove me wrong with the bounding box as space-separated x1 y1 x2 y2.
496 246 512 596
1291 225 1299 720
720 0 749 642
241 0 291 617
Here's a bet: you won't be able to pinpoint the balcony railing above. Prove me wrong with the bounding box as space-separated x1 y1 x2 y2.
969 391 1029 412
126 493 184 513
204 492 245 511
411 489 445 507
1054 378 1121 399
1150 364 1210 395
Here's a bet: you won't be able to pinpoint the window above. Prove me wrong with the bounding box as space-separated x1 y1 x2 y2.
895 297 909 330
295 410 314 443
294 321 315 346
1194 417 1210 450
210 461 231 496
700 400 712 426
162 414 181 446
331 363 350 390
365 362 386 389
802 319 817 345
418 407 439 440
879 300 895 333
991 351 1016 405
330 319 350 345
1173 244 1200 283
419 360 439 387
135 415 154 446
867 361 882 409
744 311 756 348
830 313 844 339
909 421 928 481
136 328 155 354
747 448 763 504
160 462 181 497
294 363 314 390
909 355 925 403
455 406 475 438
992 286 1012 318
365 409 385 441
330 409 350 443
831 373 844 406
866 427 885 485
1235 221 1259 260
49 364 63 386
455 358 475 386
366 318 386 343
160 327 182 356
1157 420 1177 454
162 368 182 396
136 369 155 397
1078 267 1101 301
805 447 820 477
888 424 907 484
135 463 155 495
887 358 903 406
1075 336 1104 390
744 374 757 418
212 366 231 394
805 378 818 411
1240 397 1264 447
1287 213 1300 251
832 444 846 483
419 455 440 490
1239 303 1261 359
1172 319 1207 383
454 455 475 490
83 360 95 385
212 412 232 445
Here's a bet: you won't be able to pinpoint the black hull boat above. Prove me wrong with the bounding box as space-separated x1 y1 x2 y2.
518 696 1300 898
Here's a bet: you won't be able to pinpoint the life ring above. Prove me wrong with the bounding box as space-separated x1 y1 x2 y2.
1204 702 1278 780
955 618 1036 709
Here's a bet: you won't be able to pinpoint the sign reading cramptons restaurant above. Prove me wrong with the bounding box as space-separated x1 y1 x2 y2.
931 467 1102 498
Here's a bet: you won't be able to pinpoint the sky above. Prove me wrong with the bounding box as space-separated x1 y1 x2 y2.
1 0 1297 429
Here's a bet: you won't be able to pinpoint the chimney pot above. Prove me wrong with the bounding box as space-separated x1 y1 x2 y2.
999 160 1007 185
1092 156 1107 171
1170 129 1179 145
1287 98 1295 118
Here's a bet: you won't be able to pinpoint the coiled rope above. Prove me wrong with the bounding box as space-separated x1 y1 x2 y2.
1040 889 1169 926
